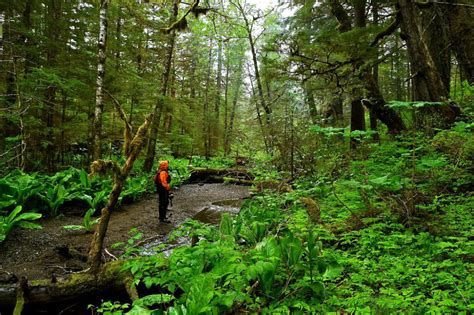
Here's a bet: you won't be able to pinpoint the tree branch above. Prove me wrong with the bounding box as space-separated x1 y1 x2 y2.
161 0 201 34
370 11 401 47
104 89 132 156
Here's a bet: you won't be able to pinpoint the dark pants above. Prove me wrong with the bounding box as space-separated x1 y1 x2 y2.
157 189 169 221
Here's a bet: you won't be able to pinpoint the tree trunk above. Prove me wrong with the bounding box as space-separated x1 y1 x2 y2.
350 97 366 149
248 63 269 152
423 5 451 95
349 0 367 150
203 37 213 159
92 0 109 161
247 24 271 124
398 0 460 124
398 0 447 101
212 39 223 152
235 1 271 125
88 109 153 273
445 0 474 84
143 0 178 172
304 81 317 124
224 58 243 156
370 0 380 141
0 261 133 309
223 44 231 155
329 0 405 133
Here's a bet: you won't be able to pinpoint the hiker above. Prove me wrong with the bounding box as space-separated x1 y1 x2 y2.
154 160 172 223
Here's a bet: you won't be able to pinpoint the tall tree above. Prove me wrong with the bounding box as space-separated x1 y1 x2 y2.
444 0 473 84
143 0 178 172
232 0 271 125
92 0 109 161
397 0 460 124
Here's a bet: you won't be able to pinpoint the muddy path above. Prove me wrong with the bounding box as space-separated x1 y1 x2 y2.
0 183 250 281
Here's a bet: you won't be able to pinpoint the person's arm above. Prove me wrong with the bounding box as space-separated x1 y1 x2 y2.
160 171 171 190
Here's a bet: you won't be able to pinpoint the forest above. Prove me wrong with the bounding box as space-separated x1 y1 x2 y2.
0 0 473 313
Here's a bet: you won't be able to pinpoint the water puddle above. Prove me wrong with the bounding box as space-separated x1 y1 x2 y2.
192 199 243 225
140 198 245 256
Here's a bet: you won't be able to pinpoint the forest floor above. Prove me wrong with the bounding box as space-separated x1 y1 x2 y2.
0 183 249 281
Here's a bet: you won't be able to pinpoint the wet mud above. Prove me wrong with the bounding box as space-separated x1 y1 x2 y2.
0 183 249 281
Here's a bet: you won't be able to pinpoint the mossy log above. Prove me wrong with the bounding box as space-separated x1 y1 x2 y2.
252 180 293 193
187 167 254 183
299 197 322 224
0 260 132 309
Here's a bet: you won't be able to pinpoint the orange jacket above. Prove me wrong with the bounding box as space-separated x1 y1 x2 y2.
154 160 171 191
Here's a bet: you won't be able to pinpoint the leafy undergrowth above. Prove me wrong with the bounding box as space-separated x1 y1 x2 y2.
89 122 473 314
0 155 242 241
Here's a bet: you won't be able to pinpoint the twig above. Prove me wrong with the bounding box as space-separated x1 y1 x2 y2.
105 248 118 260
0 143 21 157
58 302 79 315
135 234 164 247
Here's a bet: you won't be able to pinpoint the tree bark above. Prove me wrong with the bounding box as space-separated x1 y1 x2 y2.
370 0 380 140
88 109 153 273
304 81 318 124
349 0 367 150
92 0 109 161
444 0 474 84
203 37 213 159
143 0 178 172
224 58 243 156
223 43 231 155
0 261 132 309
399 0 448 101
398 0 460 125
329 0 405 133
350 97 366 149
212 39 223 152
235 1 271 125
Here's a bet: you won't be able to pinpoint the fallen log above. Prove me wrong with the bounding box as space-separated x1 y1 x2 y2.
222 177 254 186
0 260 133 310
253 180 293 193
187 167 254 183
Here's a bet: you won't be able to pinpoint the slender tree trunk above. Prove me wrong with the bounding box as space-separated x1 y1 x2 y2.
143 0 178 172
350 97 366 149
1 10 17 163
22 0 34 74
370 0 379 140
203 38 213 159
349 0 366 149
247 64 269 153
92 0 109 161
223 44 231 155
235 1 271 125
212 39 223 152
247 26 270 124
44 0 62 171
304 81 317 124
225 58 243 156
189 45 197 98
88 112 153 273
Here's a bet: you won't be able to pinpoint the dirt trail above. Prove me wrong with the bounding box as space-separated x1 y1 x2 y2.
0 183 249 281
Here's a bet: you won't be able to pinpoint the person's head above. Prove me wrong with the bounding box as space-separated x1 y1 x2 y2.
159 160 169 171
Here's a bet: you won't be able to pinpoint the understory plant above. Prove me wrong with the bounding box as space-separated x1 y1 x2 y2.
90 120 474 314
0 205 42 242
